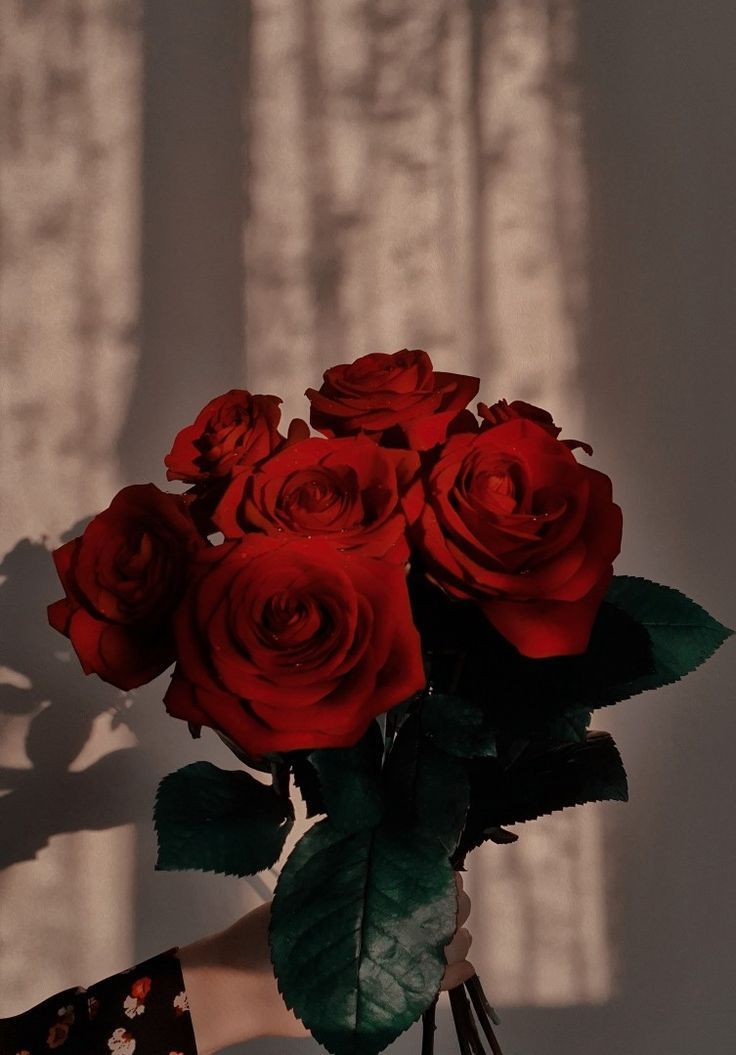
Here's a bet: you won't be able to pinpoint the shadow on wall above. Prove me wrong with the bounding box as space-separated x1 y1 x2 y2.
0 527 272 953
0 531 152 869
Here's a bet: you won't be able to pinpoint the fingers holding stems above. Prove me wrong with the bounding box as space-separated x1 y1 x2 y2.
441 873 475 992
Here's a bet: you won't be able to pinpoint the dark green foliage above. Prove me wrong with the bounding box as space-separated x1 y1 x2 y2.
383 714 469 856
302 722 384 832
154 762 293 877
457 731 628 858
420 693 497 758
410 571 731 742
270 819 457 1055
410 571 653 741
290 750 328 817
605 576 733 696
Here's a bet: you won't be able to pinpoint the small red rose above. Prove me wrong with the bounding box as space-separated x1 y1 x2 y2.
214 435 412 562
306 348 479 451
164 536 425 755
404 418 622 658
48 484 204 690
164 390 288 485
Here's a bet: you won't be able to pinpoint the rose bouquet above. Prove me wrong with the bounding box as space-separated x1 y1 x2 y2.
49 349 731 1055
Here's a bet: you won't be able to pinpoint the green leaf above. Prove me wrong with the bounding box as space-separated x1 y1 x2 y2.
458 731 628 857
303 721 384 832
605 576 733 697
383 714 469 856
420 693 497 758
154 762 293 877
544 708 592 744
290 750 327 818
270 818 457 1055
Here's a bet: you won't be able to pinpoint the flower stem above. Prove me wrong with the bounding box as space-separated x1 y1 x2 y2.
270 760 291 803
457 984 487 1054
448 988 474 1055
465 977 504 1055
421 996 438 1055
465 975 500 1025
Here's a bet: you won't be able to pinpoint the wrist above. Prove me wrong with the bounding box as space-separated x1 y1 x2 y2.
178 929 264 1055
178 905 306 1054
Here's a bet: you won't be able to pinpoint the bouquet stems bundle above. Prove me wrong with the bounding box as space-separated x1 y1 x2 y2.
49 350 731 1054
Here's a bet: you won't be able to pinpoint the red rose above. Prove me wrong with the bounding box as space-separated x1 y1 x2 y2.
306 349 479 450
165 390 288 484
164 536 425 754
48 484 204 690
478 398 593 456
404 418 622 658
213 435 412 562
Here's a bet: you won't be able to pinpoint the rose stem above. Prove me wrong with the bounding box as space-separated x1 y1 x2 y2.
271 760 291 802
421 996 438 1055
448 987 477 1055
464 979 504 1055
455 984 487 1055
465 975 501 1025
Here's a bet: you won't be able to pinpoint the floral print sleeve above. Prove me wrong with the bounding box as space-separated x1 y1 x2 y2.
0 948 198 1055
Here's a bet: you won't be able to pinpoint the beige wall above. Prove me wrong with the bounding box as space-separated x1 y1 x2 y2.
1 2 734 1053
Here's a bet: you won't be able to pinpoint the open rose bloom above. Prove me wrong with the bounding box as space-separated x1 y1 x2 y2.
49 350 731 1055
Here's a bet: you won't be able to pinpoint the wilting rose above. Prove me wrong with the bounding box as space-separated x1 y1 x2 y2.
48 484 204 689
164 390 288 484
164 536 425 755
404 418 622 658
213 435 412 562
306 348 479 451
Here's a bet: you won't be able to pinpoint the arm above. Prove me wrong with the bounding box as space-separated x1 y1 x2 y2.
0 880 472 1055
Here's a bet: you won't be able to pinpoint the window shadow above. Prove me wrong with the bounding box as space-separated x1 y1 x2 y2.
118 0 248 486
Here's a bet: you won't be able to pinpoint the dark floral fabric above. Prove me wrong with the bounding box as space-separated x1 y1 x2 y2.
0 948 198 1055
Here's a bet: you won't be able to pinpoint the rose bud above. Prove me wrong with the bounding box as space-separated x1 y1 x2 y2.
306 348 479 451
163 536 426 755
213 435 412 563
403 418 622 658
164 390 287 485
48 484 204 690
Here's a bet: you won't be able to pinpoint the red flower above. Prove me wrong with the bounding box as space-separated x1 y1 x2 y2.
306 349 479 451
164 537 425 755
214 435 413 562
478 398 593 456
165 390 289 484
48 484 204 690
404 418 622 658
130 977 151 1001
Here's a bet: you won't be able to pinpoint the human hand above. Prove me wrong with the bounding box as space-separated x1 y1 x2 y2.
441 872 474 991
